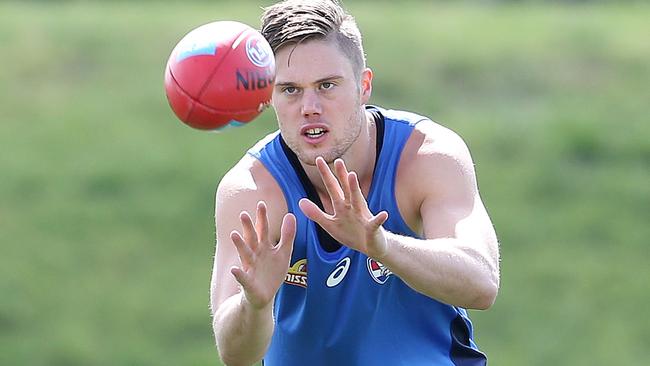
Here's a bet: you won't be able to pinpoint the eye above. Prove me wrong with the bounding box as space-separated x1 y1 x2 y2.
320 82 335 90
283 86 299 95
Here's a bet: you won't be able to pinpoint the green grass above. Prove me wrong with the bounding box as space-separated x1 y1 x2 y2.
1 1 649 365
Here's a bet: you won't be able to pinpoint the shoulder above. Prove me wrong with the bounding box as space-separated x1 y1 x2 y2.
217 130 283 202
376 106 470 163
411 120 474 170
217 154 277 200
380 104 474 172
398 117 478 201
216 154 287 238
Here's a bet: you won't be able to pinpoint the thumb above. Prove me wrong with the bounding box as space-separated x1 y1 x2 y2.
369 211 389 229
279 213 297 253
298 198 329 224
231 266 252 290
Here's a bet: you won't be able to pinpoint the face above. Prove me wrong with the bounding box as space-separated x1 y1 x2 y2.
271 38 372 165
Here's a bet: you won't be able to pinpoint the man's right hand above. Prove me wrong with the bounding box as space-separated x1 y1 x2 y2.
230 201 296 310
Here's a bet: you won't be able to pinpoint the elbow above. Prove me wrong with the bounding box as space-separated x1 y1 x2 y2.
214 335 251 366
469 257 500 310
469 276 499 310
218 354 248 366
214 324 264 366
216 342 253 366
213 325 242 366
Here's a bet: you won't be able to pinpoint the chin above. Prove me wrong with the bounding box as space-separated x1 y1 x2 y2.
284 133 349 166
295 148 339 166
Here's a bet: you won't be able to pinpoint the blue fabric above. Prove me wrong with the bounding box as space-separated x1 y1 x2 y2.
248 106 486 365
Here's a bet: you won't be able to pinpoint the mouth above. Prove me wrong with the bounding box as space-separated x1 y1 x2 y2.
304 127 327 139
300 124 329 141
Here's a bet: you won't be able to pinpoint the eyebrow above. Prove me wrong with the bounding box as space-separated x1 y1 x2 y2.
274 75 344 88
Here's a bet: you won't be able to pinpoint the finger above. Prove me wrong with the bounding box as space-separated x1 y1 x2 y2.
230 266 252 290
348 171 367 209
255 201 269 244
315 157 344 202
334 159 352 202
278 213 297 255
369 211 389 229
230 230 254 268
240 211 259 250
299 198 332 227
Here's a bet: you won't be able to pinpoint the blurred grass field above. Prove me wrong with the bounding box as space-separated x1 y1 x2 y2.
1 1 649 365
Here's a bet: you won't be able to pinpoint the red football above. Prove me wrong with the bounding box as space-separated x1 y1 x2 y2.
164 21 275 131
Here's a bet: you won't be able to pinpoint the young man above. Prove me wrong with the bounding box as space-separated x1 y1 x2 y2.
210 1 500 365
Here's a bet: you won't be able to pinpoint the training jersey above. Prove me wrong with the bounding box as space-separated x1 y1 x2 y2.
248 106 487 365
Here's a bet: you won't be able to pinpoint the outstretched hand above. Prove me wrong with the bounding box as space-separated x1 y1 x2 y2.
230 201 296 310
299 157 389 259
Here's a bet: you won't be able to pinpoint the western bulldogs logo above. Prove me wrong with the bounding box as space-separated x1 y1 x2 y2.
367 258 392 284
246 36 273 67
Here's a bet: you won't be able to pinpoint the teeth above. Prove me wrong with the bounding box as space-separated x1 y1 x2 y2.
305 128 325 136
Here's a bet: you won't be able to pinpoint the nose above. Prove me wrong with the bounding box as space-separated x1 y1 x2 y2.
300 89 322 117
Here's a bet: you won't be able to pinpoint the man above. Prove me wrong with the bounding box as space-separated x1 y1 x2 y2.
210 1 500 365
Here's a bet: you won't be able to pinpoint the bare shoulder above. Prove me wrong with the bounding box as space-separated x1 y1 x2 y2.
395 119 479 232
406 119 473 167
216 154 287 240
216 154 282 204
399 119 477 192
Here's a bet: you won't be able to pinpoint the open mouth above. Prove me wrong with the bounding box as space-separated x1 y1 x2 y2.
304 127 327 139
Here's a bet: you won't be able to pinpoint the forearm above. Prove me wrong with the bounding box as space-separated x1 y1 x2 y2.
213 292 274 366
377 231 499 310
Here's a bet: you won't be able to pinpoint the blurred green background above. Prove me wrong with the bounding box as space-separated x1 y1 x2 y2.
1 0 649 365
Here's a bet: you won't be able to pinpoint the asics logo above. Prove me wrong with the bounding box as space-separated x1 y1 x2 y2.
326 257 351 288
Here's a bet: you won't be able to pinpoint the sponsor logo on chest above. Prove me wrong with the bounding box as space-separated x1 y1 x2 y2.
284 256 393 289
284 258 307 288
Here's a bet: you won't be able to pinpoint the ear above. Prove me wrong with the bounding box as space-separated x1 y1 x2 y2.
359 68 373 104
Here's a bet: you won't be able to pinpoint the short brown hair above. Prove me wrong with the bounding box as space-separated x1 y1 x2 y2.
261 0 366 76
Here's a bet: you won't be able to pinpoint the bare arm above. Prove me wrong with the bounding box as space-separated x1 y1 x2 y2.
299 125 499 310
210 161 295 366
212 290 274 366
372 124 499 309
377 195 499 310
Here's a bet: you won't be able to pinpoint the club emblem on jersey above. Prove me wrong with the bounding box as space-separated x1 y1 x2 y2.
367 258 392 284
285 259 307 288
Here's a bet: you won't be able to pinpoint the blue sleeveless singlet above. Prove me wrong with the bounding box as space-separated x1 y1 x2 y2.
248 106 487 365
